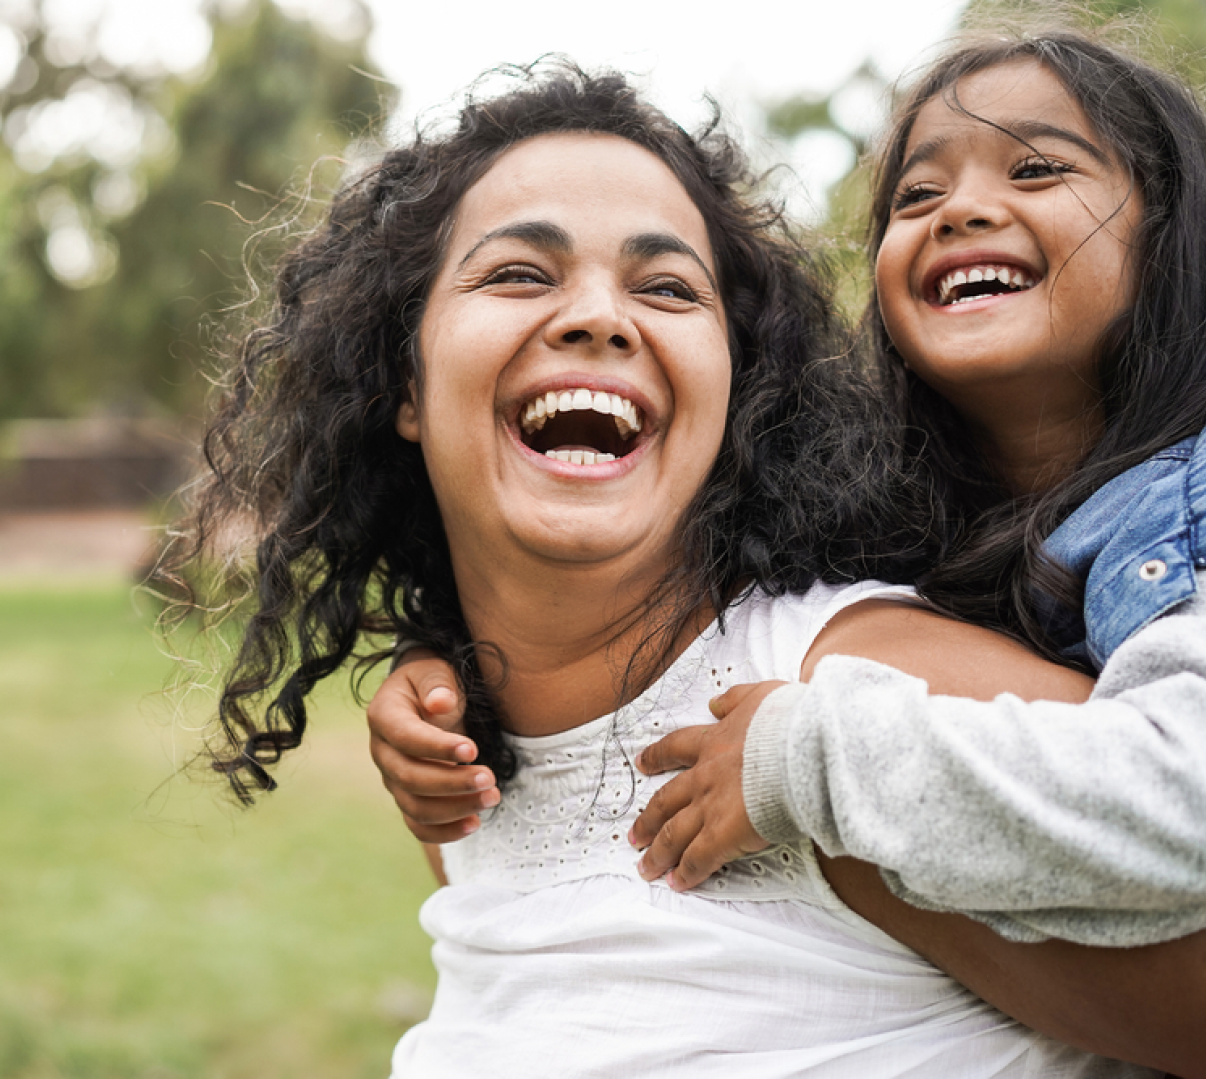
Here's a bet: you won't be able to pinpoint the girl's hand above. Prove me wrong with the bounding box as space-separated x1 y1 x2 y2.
367 650 499 844
628 681 783 889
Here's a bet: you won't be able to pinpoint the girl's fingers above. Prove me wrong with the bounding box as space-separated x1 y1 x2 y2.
707 681 770 720
666 836 727 892
404 813 483 846
388 783 499 827
372 737 496 798
407 655 467 727
368 687 475 766
629 770 694 851
635 726 705 776
636 804 703 883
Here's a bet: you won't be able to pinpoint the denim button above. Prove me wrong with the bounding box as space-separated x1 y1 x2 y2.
1139 559 1168 581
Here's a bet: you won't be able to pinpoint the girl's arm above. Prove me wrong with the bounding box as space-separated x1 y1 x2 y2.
367 650 497 850
744 586 1206 946
817 854 1206 1077
638 593 1206 1072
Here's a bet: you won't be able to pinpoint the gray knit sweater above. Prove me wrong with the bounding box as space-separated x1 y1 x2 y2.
743 573 1206 946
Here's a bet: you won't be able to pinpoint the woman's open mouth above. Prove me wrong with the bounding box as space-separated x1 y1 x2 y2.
933 264 1038 306
518 388 643 466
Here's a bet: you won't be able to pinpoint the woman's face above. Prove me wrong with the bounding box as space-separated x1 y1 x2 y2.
398 132 730 582
875 60 1142 425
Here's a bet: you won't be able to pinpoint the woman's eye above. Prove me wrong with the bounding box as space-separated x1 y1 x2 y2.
1012 156 1073 181
640 278 697 302
483 264 551 286
891 183 940 212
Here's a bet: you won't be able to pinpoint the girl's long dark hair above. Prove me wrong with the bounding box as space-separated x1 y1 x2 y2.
866 29 1206 654
172 60 922 803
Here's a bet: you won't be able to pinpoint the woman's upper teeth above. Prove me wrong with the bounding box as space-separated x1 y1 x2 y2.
936 264 1037 305
520 388 642 437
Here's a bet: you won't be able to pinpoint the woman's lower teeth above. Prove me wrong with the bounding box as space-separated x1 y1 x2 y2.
546 450 616 465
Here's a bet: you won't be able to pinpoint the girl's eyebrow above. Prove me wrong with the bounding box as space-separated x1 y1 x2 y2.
899 118 1111 178
456 223 718 291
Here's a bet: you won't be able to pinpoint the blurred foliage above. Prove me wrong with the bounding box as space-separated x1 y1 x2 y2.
0 0 389 421
766 0 1206 267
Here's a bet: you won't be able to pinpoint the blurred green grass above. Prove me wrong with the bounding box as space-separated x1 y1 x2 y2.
0 581 437 1079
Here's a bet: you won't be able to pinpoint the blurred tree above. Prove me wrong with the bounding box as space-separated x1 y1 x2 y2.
766 0 1206 241
0 0 387 421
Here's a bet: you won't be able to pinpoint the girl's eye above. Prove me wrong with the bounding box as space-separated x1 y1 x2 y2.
639 277 698 302
1012 156 1074 182
482 264 552 287
891 182 940 212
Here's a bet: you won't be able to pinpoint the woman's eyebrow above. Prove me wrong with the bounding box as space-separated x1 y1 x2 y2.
623 232 717 291
457 220 571 270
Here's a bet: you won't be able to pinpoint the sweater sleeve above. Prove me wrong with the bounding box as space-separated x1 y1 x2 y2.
742 574 1206 946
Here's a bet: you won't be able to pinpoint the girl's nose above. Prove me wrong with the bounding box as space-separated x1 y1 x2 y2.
544 277 640 355
930 186 1009 239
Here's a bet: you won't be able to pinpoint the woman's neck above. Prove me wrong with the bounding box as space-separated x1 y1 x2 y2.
452 551 706 738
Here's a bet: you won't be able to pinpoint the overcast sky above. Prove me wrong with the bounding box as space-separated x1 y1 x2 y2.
4 0 970 218
357 0 968 214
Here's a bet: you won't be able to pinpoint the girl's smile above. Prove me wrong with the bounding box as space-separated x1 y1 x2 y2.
397 132 731 578
875 60 1142 437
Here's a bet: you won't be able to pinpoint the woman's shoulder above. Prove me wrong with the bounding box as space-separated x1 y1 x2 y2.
713 581 919 684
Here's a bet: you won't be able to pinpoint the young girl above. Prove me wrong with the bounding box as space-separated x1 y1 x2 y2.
630 26 1206 949
618 24 1206 945
370 25 1206 1048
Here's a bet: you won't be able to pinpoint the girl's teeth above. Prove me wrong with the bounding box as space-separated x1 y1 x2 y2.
935 265 1037 306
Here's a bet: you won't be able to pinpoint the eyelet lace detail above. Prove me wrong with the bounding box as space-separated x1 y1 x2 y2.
441 600 839 906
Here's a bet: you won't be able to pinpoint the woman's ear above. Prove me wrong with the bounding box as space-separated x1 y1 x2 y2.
396 389 422 443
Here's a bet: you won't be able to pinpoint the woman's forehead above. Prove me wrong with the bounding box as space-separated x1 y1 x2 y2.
444 132 716 267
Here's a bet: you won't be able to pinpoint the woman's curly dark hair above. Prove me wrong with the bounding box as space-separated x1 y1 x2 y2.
865 27 1206 656
175 59 920 803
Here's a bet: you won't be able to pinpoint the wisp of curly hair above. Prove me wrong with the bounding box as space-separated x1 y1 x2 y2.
177 60 916 803
864 28 1206 654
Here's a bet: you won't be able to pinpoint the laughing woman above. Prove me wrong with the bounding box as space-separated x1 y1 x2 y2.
177 65 1167 1075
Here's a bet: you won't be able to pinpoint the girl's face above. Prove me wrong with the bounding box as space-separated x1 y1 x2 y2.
398 132 730 582
875 60 1142 425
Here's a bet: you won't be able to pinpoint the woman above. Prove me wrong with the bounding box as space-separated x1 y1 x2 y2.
180 63 1177 1074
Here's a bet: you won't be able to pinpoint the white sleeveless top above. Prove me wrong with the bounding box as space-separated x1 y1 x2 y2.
391 583 1155 1078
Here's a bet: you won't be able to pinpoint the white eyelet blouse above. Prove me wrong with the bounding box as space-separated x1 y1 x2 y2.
391 582 1156 1079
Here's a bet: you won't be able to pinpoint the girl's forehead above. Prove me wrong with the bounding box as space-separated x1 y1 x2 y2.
904 59 1099 157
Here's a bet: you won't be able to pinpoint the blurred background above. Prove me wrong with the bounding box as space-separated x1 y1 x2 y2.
0 0 1202 1075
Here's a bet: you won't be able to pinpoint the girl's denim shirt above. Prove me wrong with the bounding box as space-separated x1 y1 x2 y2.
1043 429 1206 670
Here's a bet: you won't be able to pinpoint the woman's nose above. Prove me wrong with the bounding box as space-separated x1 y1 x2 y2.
545 278 640 355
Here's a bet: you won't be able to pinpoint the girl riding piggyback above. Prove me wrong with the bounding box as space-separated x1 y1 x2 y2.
632 28 1206 949
373 23 1206 1011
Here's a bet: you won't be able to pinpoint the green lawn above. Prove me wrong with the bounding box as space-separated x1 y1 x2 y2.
0 581 437 1079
